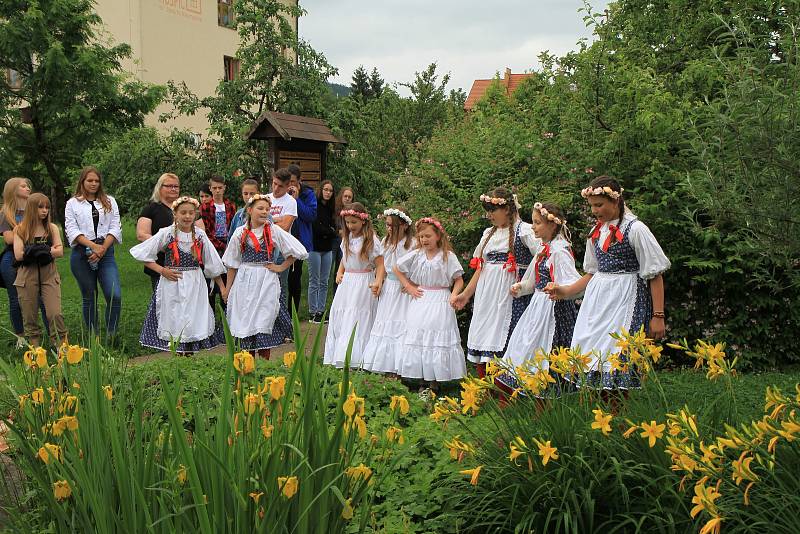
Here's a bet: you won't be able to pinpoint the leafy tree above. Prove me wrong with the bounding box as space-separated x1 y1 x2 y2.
0 0 163 217
165 0 337 178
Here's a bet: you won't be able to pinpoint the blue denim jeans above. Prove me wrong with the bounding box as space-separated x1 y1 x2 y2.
69 244 122 335
1 248 47 335
307 250 332 314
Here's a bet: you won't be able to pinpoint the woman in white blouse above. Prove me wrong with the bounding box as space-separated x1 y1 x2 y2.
64 167 123 338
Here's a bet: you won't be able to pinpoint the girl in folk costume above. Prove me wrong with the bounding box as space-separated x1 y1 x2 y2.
324 202 385 368
498 202 581 394
363 207 415 375
452 187 540 377
394 217 466 390
546 176 670 389
130 197 225 354
223 194 308 359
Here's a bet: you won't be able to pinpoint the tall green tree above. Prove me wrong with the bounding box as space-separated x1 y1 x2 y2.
368 67 385 98
0 0 163 216
350 65 372 101
165 0 337 178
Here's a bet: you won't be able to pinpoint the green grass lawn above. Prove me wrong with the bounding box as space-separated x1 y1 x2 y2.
0 220 320 359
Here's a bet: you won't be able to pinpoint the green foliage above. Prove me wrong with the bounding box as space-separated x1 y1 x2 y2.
389 0 800 368
0 0 163 216
0 320 411 532
81 128 206 216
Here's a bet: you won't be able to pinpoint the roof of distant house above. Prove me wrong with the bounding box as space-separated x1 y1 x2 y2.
464 68 534 111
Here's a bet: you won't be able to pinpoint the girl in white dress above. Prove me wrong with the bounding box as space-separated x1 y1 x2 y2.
363 207 414 376
499 202 581 395
546 177 670 389
394 217 466 390
452 187 540 378
223 194 308 359
324 202 385 369
131 197 226 354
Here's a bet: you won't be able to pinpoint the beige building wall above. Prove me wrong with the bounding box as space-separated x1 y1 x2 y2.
93 0 298 134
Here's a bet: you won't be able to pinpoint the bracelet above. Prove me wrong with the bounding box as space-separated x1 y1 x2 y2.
652 311 665 318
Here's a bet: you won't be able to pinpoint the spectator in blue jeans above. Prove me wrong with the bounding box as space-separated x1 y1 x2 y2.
0 176 48 348
308 180 337 323
64 167 123 339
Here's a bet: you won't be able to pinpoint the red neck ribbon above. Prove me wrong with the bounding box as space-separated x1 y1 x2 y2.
591 221 624 252
502 252 518 274
240 226 274 257
167 238 204 267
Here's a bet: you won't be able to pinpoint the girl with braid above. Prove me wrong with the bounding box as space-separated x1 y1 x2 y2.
223 195 308 359
130 196 226 355
452 187 540 377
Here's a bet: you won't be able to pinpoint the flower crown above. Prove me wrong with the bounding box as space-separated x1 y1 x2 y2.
417 217 445 233
580 185 624 200
383 208 412 225
246 193 271 206
533 202 564 226
171 196 200 211
479 194 508 206
340 209 369 221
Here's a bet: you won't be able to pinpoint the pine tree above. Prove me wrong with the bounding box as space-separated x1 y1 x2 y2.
350 65 372 101
368 68 385 98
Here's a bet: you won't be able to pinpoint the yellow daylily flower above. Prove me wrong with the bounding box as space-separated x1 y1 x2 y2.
103 385 113 400
31 387 45 405
53 480 72 501
265 376 286 401
343 391 365 418
460 465 482 486
390 395 410 415
445 436 474 461
37 443 62 464
233 351 255 374
461 389 480 415
509 442 525 464
341 498 354 520
690 478 721 519
249 491 263 504
23 347 48 369
278 476 298 499
261 423 274 439
591 408 613 436
177 464 188 486
731 452 759 486
535 439 559 466
639 420 665 448
65 344 87 365
282 351 297 368
56 415 79 434
243 393 263 415
386 426 405 445
699 516 722 534
345 463 373 483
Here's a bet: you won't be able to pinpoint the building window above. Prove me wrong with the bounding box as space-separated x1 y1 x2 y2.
218 0 236 28
6 69 22 90
224 56 241 82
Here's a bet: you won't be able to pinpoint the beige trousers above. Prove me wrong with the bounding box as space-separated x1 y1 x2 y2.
14 263 68 348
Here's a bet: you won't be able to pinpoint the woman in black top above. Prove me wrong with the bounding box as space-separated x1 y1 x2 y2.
136 173 181 291
307 180 338 323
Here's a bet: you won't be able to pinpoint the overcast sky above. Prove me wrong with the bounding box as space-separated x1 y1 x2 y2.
299 1 610 95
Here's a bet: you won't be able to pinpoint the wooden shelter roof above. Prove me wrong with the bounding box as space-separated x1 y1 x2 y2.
245 111 347 144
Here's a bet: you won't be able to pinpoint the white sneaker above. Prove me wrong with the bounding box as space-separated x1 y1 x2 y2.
15 336 25 349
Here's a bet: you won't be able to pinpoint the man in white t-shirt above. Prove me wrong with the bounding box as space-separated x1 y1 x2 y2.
268 168 297 232
269 167 298 321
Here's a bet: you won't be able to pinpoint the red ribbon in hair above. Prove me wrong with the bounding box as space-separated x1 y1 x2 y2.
502 252 518 274
590 221 624 252
469 257 484 270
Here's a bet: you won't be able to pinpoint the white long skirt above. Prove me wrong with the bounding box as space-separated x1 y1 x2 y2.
324 271 377 368
154 268 216 342
467 263 515 362
363 278 411 373
503 291 557 371
399 288 466 381
571 272 639 373
226 263 281 338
